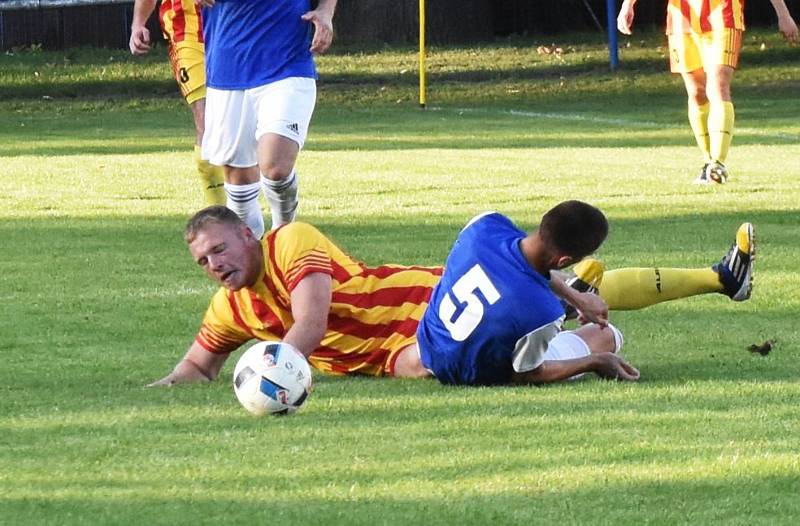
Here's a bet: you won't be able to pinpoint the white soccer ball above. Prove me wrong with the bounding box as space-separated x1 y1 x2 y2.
232 341 313 416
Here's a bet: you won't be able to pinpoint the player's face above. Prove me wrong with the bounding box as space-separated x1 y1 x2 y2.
189 222 262 291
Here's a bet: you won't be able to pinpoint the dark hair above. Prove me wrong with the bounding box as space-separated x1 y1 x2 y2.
184 206 244 243
538 200 608 259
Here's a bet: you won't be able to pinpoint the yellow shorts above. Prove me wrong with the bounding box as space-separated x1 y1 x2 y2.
167 41 206 104
668 29 742 73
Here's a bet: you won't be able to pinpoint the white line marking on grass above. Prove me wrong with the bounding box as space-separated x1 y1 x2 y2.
430 107 800 141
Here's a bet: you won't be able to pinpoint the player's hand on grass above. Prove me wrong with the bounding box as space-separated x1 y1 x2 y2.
778 14 799 43
594 353 640 382
147 375 177 387
129 26 151 55
302 8 334 54
574 292 609 328
147 356 216 387
616 0 636 35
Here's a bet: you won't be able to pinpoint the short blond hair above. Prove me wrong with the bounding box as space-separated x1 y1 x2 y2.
184 206 244 244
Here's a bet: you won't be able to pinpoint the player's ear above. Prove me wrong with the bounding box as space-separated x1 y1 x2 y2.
240 224 256 241
554 255 574 269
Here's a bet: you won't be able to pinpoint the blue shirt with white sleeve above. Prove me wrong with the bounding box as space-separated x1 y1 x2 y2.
417 212 565 386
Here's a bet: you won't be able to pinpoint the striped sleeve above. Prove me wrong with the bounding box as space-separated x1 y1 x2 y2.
272 223 334 292
194 288 252 354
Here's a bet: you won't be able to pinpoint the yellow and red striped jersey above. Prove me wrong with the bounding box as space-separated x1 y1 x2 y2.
159 0 204 44
666 0 746 34
196 222 443 376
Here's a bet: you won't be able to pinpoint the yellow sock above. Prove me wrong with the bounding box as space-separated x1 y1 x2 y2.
194 145 226 206
687 102 711 162
598 267 723 310
573 258 605 289
708 100 735 163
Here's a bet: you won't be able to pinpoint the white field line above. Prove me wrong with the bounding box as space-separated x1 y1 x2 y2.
429 106 800 141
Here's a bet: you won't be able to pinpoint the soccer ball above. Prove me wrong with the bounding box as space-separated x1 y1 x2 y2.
232 341 313 416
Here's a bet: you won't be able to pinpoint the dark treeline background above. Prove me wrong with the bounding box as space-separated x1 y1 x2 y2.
0 0 796 50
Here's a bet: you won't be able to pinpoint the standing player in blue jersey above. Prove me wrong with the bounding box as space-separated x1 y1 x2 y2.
411 201 641 386
197 0 337 238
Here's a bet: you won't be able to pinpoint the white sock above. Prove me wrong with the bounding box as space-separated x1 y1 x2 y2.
261 171 299 230
224 181 264 239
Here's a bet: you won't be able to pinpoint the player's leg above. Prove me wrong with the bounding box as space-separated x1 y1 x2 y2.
258 134 301 229
224 166 264 239
544 324 623 360
589 222 755 309
702 29 741 183
189 97 226 206
684 69 712 177
670 32 712 182
202 87 265 238
682 69 712 167
168 40 226 205
541 324 627 381
392 343 433 378
253 77 317 229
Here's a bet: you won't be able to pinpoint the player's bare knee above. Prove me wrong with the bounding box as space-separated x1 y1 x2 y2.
575 323 621 354
393 345 430 378
260 162 294 182
687 88 707 106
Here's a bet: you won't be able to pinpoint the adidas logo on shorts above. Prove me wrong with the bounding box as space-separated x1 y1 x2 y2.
287 122 300 134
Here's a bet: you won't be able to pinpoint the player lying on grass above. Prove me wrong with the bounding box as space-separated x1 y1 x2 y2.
151 203 754 386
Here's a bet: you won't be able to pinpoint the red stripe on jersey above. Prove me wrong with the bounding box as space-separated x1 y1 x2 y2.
228 291 256 338
198 325 241 347
327 313 420 341
266 228 288 289
195 331 240 354
286 256 331 284
330 258 357 283
288 256 333 276
249 291 286 336
332 285 434 309
700 0 712 32
197 7 205 44
261 272 290 311
172 0 186 43
721 0 735 28
386 346 405 376
286 254 333 289
313 345 391 367
287 265 334 292
357 263 444 279
681 0 692 31
328 362 353 374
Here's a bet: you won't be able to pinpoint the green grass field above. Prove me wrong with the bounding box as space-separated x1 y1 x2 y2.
2 30 799 524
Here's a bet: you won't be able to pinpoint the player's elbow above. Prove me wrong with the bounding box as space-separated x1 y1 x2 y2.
511 364 551 385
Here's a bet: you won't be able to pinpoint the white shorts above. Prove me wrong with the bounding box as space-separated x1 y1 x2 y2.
202 76 317 168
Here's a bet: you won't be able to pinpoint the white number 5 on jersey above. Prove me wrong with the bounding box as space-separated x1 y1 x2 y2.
438 264 501 341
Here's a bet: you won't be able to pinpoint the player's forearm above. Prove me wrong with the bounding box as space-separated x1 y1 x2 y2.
769 0 792 19
282 319 327 358
132 0 158 28
315 0 337 18
550 273 586 310
151 358 215 386
512 356 600 385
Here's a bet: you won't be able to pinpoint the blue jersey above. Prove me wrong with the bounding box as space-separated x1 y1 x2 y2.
417 213 565 386
203 0 316 90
